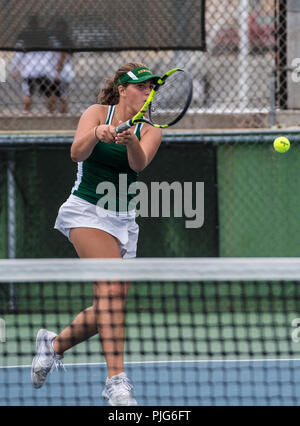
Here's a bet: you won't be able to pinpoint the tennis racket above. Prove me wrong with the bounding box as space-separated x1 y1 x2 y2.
116 68 193 133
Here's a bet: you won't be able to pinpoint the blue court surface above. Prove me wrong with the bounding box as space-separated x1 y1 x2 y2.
1 359 300 406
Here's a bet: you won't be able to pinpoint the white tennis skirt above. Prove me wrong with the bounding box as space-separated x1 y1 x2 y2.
54 194 139 259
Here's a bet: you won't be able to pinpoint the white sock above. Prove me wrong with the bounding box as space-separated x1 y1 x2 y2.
108 372 126 382
51 338 63 358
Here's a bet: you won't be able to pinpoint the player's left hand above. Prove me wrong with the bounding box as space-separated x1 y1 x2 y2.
115 128 138 146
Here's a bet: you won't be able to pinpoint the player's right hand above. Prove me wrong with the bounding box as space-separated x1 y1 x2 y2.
96 125 117 144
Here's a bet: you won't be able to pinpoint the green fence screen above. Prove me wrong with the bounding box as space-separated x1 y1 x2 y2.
1 131 300 259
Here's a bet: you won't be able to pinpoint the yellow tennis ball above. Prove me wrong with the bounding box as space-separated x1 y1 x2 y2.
273 136 290 153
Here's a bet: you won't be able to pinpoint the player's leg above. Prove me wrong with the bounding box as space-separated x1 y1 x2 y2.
56 228 136 404
93 276 130 379
53 228 129 378
32 227 136 404
32 228 124 388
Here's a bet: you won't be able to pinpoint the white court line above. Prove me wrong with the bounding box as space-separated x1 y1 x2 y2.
2 358 300 369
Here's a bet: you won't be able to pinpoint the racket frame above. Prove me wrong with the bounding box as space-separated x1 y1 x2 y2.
115 68 193 133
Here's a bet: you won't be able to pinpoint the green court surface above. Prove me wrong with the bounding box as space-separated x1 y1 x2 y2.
1 310 300 368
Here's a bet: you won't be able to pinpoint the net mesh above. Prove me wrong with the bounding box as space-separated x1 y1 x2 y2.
1 258 300 406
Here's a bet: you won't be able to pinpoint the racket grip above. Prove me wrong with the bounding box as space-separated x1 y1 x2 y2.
116 120 132 133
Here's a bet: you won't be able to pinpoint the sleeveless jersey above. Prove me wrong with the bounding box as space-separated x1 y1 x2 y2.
72 105 143 211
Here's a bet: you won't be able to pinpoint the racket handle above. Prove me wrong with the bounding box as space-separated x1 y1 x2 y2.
116 120 132 133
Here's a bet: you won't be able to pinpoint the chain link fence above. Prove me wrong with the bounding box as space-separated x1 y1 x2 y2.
0 0 291 127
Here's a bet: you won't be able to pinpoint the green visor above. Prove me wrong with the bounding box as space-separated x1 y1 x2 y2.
116 67 160 87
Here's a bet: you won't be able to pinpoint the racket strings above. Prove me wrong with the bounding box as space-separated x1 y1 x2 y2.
150 71 192 126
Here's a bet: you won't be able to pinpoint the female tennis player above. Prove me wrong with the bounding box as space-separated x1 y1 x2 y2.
31 63 162 406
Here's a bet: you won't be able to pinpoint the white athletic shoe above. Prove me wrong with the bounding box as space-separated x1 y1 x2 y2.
102 372 138 406
31 329 64 389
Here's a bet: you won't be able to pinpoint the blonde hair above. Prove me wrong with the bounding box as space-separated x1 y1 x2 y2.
97 62 148 105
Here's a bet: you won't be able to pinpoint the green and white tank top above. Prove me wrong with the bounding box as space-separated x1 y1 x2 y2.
72 105 143 211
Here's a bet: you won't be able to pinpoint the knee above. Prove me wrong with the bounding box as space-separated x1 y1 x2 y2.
93 282 129 307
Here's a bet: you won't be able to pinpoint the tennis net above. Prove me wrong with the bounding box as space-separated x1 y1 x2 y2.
1 258 300 406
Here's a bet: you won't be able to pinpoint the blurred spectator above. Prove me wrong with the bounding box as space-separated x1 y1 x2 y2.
11 50 67 114
56 52 74 114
